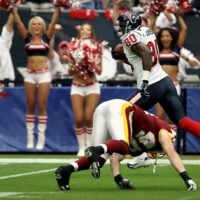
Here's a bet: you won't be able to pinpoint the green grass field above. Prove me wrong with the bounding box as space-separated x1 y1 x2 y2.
0 154 199 200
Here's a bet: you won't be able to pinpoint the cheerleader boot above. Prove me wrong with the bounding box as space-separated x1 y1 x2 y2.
75 127 85 157
35 116 47 150
26 115 35 149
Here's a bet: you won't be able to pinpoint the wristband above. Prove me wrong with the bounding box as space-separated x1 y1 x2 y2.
180 171 191 182
142 70 150 81
114 174 123 184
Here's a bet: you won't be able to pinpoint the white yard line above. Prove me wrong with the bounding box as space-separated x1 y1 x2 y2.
0 192 62 199
0 168 56 180
0 158 76 164
0 158 199 180
0 158 200 165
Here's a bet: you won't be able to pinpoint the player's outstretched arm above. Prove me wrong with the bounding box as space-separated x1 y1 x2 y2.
159 129 197 191
110 152 134 189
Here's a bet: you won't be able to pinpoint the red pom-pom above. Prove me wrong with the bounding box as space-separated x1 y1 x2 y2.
104 9 113 21
69 9 96 20
0 0 19 10
52 0 72 8
179 0 192 13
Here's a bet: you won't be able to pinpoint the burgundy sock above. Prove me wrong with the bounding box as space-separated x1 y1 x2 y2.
76 156 106 171
105 139 129 155
76 156 91 171
179 117 200 138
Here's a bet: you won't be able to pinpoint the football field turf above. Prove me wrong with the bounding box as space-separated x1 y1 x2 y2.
0 154 199 200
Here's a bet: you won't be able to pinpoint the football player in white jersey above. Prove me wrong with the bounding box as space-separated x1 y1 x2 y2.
54 99 197 191
111 10 200 169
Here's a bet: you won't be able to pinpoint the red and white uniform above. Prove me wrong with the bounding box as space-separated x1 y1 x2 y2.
129 102 176 155
0 25 15 81
121 26 167 89
92 99 175 156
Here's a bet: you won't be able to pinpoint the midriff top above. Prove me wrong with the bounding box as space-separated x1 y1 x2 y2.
159 51 180 66
24 34 50 57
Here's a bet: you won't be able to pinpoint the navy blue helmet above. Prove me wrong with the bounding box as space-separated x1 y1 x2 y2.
114 11 142 37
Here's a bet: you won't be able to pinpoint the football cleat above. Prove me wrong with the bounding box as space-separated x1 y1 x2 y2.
117 178 135 190
54 165 72 190
85 146 102 178
90 161 100 179
127 156 152 169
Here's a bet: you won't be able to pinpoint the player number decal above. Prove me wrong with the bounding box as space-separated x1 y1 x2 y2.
147 39 159 66
124 33 137 47
136 130 156 149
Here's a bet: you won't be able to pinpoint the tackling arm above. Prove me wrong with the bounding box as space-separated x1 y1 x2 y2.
110 152 134 189
159 129 197 191
159 129 185 173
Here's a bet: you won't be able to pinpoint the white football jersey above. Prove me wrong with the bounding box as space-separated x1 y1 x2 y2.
121 26 167 89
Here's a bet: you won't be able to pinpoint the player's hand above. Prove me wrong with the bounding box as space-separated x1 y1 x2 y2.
111 47 127 61
140 80 150 98
185 179 197 191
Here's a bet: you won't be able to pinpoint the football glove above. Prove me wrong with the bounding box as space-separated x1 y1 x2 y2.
114 175 134 190
185 179 197 191
140 80 150 98
116 178 134 189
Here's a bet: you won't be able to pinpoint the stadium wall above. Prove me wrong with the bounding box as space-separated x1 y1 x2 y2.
0 87 200 154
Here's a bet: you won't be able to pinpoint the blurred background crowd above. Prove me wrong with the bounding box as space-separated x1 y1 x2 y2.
0 0 199 86
18 0 200 11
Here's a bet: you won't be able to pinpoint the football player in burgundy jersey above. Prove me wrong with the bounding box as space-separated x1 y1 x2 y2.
54 99 197 191
111 10 200 169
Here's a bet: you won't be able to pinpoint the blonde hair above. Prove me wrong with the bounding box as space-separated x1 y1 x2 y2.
28 16 46 34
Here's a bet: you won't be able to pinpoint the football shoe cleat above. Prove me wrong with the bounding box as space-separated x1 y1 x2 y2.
90 161 100 179
85 146 102 178
127 156 152 169
54 165 72 190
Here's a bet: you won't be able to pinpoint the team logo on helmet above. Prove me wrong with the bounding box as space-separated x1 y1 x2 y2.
114 11 142 37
